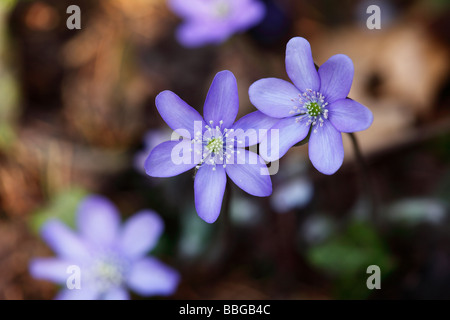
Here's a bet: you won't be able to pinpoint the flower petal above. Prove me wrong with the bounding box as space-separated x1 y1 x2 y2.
259 117 310 162
173 1 265 47
203 70 239 129
126 258 180 297
285 37 320 93
228 0 266 30
29 258 72 284
194 165 227 223
225 149 272 197
308 120 344 175
55 288 99 300
249 78 302 118
103 287 130 300
119 210 164 259
168 0 212 18
40 220 90 260
176 21 232 48
318 54 354 103
328 99 373 133
155 90 205 138
145 140 200 177
134 129 172 174
76 195 120 248
231 111 279 147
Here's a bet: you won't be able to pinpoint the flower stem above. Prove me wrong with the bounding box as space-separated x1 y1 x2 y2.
222 182 232 238
347 132 379 225
206 182 233 275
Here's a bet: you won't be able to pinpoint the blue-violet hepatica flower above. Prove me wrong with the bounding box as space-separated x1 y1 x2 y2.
29 195 180 300
168 0 266 48
145 70 277 223
134 129 172 175
249 37 374 175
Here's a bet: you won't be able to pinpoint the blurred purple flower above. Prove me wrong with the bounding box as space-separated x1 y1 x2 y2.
29 195 180 300
270 177 313 214
249 37 373 175
302 214 336 245
168 0 266 47
387 198 447 226
145 70 277 223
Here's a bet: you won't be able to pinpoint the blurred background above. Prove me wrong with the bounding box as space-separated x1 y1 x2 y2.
0 0 449 299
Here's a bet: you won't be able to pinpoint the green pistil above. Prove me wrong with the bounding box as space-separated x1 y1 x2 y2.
306 102 322 117
206 137 223 154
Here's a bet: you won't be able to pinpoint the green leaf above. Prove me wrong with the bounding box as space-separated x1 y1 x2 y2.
307 221 394 298
29 187 89 233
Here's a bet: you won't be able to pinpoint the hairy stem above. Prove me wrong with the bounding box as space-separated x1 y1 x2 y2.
206 182 233 276
347 132 379 224
222 182 232 237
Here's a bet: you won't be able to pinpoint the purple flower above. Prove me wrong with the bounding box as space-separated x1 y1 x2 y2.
270 177 313 214
249 37 373 175
145 70 277 223
168 0 266 48
29 195 180 300
134 129 172 175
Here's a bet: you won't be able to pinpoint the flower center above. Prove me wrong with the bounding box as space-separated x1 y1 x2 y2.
214 2 231 18
206 137 224 154
305 102 322 117
290 89 329 134
191 120 240 171
89 255 129 293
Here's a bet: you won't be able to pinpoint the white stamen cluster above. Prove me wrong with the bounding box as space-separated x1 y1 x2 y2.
289 89 329 134
90 255 128 292
214 1 231 18
191 120 240 171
